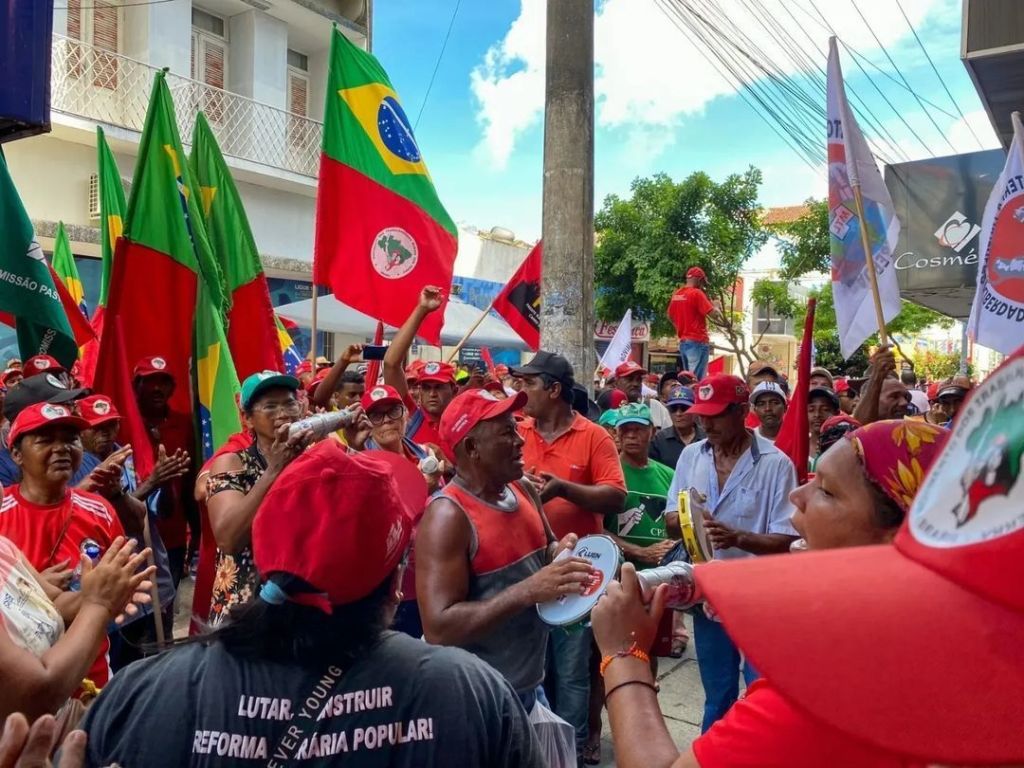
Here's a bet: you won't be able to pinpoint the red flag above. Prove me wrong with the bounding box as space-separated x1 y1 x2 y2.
92 315 155 480
481 347 496 376
774 299 816 485
492 242 541 351
364 321 384 388
708 356 726 375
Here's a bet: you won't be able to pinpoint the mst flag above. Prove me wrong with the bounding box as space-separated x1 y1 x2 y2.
80 127 128 384
826 37 901 359
99 71 225 415
52 222 88 318
968 111 1024 355
493 242 541 351
191 112 283 380
775 299 816 486
314 27 457 346
0 152 90 369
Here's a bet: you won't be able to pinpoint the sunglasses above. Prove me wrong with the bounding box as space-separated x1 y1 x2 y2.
667 404 691 413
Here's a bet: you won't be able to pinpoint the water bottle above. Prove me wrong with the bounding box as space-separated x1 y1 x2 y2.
636 561 702 610
287 408 358 440
69 539 102 592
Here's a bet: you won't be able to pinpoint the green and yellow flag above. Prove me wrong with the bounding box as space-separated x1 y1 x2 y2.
51 221 88 319
96 126 126 309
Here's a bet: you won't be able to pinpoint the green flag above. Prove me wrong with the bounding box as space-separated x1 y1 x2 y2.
195 277 241 460
51 221 88 319
0 152 84 367
96 126 127 308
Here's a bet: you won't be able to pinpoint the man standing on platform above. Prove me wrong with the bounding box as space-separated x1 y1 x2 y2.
514 351 626 758
667 267 722 380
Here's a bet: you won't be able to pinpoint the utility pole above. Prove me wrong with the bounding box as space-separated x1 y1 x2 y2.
540 0 595 390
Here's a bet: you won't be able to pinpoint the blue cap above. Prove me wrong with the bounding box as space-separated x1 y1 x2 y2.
666 386 695 408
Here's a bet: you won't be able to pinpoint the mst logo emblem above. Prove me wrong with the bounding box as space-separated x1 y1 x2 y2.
371 228 418 280
910 356 1024 547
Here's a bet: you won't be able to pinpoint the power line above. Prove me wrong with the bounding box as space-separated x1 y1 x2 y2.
894 0 986 150
849 0 957 155
414 0 462 130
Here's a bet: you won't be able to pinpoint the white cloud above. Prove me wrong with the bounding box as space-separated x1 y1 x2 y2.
470 0 947 169
947 108 1001 153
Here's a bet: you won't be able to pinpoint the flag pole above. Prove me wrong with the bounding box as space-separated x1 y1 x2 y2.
141 514 165 646
851 185 889 347
446 297 496 363
310 283 319 363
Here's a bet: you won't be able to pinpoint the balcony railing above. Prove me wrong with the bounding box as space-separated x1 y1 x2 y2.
50 34 322 178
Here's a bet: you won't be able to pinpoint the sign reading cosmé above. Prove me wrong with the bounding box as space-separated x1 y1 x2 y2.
884 149 1005 317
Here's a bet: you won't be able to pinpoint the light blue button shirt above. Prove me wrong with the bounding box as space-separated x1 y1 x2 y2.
666 432 798 560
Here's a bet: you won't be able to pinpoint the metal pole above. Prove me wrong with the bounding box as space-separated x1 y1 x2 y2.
960 320 969 375
310 283 318 363
540 0 595 390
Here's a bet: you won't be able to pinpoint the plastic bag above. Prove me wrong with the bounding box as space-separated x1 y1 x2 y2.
528 700 576 768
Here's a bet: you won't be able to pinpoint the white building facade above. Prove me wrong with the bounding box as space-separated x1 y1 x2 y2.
5 0 370 359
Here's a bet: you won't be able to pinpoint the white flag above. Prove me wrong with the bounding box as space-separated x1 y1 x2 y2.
968 112 1024 355
598 309 633 376
826 37 902 359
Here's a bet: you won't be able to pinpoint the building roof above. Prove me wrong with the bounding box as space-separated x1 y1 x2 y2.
761 205 811 226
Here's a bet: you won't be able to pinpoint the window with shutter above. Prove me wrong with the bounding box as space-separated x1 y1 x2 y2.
201 39 227 124
92 1 119 89
66 0 84 78
287 70 310 150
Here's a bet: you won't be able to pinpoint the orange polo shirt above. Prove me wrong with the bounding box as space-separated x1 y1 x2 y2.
519 412 626 539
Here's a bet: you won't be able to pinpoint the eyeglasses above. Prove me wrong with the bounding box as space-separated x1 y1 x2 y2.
367 404 404 425
253 400 302 416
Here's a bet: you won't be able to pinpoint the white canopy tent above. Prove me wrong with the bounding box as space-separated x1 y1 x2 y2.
274 294 531 350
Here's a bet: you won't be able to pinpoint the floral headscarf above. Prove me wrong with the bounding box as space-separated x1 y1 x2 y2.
846 419 949 513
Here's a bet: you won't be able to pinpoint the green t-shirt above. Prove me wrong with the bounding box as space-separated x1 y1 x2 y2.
605 460 675 569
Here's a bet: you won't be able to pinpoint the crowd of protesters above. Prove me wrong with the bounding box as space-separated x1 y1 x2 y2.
0 276 1019 768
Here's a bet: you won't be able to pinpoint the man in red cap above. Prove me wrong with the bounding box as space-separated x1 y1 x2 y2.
133 356 195 586
417 388 594 715
667 266 722 381
512 351 626 754
21 355 69 385
614 361 672 429
383 287 458 459
590 349 1024 766
83 440 546 767
665 373 798 731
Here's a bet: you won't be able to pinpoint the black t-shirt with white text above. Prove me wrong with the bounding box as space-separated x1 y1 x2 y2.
82 631 543 767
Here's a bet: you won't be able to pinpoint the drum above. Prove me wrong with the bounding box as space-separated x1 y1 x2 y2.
536 534 623 628
678 487 714 563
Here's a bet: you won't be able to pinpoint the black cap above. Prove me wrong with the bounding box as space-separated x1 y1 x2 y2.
4 374 89 422
808 386 840 412
511 351 575 387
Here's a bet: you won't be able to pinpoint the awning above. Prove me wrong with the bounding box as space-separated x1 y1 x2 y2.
274 294 531 350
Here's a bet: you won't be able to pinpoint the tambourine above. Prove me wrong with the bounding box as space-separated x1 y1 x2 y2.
678 487 714 563
536 534 622 628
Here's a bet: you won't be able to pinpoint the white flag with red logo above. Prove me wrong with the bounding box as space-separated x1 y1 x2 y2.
598 309 633 377
826 37 902 358
968 112 1024 355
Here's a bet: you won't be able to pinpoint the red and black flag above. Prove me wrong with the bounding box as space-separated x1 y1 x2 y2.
493 242 541 351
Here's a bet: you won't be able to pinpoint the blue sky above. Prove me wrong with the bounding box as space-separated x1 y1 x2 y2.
373 0 999 243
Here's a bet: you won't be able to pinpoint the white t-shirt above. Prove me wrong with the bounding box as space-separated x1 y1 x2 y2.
0 535 63 657
646 397 673 429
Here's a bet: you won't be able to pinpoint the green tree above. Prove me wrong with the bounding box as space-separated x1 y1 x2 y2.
774 199 954 369
594 169 775 369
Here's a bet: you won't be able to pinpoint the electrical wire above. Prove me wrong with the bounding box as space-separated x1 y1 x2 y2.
849 0 957 154
894 0 986 150
414 0 462 130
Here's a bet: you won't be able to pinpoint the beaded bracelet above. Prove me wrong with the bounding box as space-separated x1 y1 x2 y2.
604 679 658 703
599 641 650 677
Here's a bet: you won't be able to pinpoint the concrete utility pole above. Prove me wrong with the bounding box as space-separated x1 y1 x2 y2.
540 0 595 389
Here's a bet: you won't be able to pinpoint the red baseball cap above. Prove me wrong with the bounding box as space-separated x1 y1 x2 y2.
688 374 749 417
494 364 510 378
8 402 89 449
614 361 647 379
360 384 403 413
23 355 65 378
77 394 121 427
696 349 1024 763
482 379 506 396
1 369 23 387
926 381 940 401
253 441 427 611
305 369 329 396
686 266 707 280
133 356 173 380
820 413 860 432
440 388 527 448
404 360 426 383
294 360 313 376
417 361 456 385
